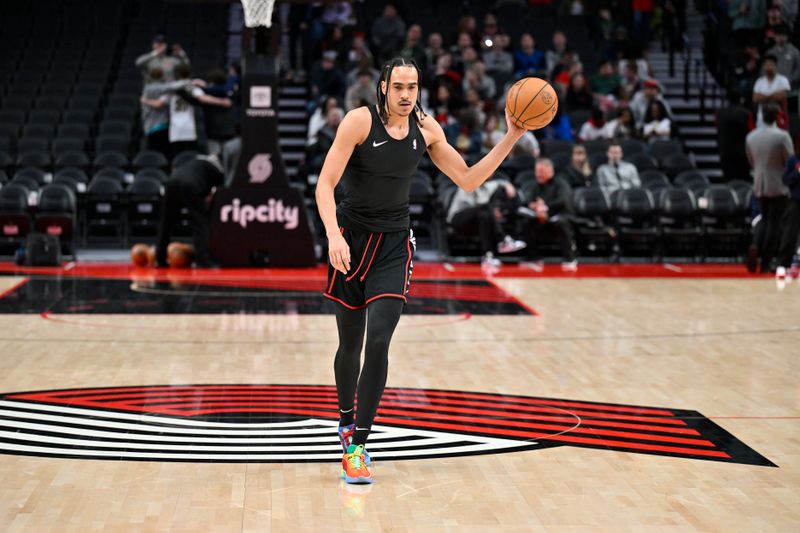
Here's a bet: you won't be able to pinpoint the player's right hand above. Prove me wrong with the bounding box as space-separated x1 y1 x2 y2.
328 233 351 274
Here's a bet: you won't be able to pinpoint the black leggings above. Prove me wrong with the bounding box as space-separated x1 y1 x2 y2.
333 297 404 446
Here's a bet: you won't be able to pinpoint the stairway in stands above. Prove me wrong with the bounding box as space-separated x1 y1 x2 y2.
277 84 307 179
647 4 725 182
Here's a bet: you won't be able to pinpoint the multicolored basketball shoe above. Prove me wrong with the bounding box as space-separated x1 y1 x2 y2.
341 444 373 484
338 424 371 465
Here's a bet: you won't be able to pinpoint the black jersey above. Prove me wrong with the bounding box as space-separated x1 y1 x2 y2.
336 105 426 232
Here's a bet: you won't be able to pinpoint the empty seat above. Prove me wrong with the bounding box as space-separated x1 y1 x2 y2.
95 135 131 154
583 139 609 156
52 138 86 156
701 185 746 258
62 110 95 124
13 166 47 185
134 168 168 182
93 151 129 171
614 188 659 258
661 154 695 179
550 151 572 174
0 183 32 253
623 152 658 172
99 120 133 136
619 139 646 156
639 170 670 195
28 110 61 125
172 150 202 169
84 177 125 245
572 187 615 256
55 150 91 170
543 139 575 156
589 152 608 170
22 124 54 139
93 167 127 185
132 150 169 170
57 123 90 140
127 176 164 242
17 138 49 154
35 183 77 254
649 139 684 163
674 170 710 196
657 187 702 258
17 150 52 169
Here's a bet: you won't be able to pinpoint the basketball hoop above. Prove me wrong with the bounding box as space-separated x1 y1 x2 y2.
241 0 275 28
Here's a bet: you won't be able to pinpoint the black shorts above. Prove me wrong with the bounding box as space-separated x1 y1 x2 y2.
323 227 416 310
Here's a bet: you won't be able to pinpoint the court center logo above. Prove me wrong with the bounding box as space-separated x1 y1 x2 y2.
0 385 773 466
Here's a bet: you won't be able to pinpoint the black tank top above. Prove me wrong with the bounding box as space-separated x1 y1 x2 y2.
337 105 426 232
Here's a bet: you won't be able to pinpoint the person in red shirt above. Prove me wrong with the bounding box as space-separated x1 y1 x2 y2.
633 0 655 46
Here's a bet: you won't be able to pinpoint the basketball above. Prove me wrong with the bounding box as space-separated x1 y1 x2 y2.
167 242 194 268
505 77 559 130
130 244 150 267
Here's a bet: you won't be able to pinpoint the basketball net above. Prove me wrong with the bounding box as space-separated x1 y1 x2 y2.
241 0 275 28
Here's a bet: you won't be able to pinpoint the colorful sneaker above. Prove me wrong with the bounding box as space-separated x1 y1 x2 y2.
341 444 373 484
338 424 371 465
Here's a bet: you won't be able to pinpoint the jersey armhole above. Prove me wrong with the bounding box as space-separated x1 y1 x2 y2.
353 106 375 147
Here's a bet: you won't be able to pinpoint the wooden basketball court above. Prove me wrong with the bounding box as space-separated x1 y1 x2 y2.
0 263 798 531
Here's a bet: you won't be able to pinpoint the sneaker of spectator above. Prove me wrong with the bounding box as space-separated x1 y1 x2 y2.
481 252 502 272
562 260 578 272
497 236 527 254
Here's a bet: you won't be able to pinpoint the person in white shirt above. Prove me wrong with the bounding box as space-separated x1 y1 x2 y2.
753 54 791 127
642 101 671 142
578 108 615 142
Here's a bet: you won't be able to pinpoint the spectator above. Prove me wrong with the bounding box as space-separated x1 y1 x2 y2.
767 26 800 89
310 50 346 103
717 91 754 182
542 104 574 141
135 35 191 83
155 155 224 268
579 107 614 141
463 90 486 132
308 107 343 168
451 32 475 72
463 62 496 100
546 31 578 77
425 33 446 72
630 79 672 128
745 103 794 273
732 45 763 103
753 54 791 127
566 73 595 111
607 26 638 63
479 13 500 50
519 159 577 269
559 145 594 188
560 0 587 16
431 53 462 92
344 32 375 74
320 25 348 66
728 0 766 48
596 142 641 197
481 113 539 157
201 69 239 155
345 69 378 111
778 154 800 278
514 33 546 79
632 0 655 45
642 101 671 142
591 60 622 96
446 177 527 268
139 68 174 156
459 47 480 76
620 60 642 100
608 107 639 140
308 96 344 146
400 24 427 73
483 33 514 77
457 14 479 43
371 4 406 64
166 64 233 158
346 56 380 87
764 7 787 49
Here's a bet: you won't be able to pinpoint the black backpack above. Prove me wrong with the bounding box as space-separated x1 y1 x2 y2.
21 233 62 266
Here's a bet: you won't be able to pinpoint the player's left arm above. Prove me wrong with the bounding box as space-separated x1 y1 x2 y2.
423 113 526 192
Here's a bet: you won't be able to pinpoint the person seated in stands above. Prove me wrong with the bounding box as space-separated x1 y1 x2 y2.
518 159 577 271
307 107 343 172
546 31 579 78
481 113 540 158
766 26 800 91
566 72 595 111
307 96 344 146
596 142 641 197
607 107 639 140
446 177 527 269
482 33 514 78
559 145 594 188
630 79 673 130
513 33 546 79
345 69 378 112
590 60 622 96
641 101 671 143
578 107 615 142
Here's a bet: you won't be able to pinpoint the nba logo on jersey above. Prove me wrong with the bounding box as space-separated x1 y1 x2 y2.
413 139 417 150
250 86 272 108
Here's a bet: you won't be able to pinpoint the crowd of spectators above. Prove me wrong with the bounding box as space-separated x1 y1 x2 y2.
298 1 681 265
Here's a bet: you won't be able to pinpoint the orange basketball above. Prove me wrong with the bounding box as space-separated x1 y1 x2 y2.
505 77 559 130
167 242 194 268
130 244 150 267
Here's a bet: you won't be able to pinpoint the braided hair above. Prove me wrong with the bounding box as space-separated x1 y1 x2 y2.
376 57 427 125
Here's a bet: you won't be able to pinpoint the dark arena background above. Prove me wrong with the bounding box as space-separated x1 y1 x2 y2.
0 0 799 531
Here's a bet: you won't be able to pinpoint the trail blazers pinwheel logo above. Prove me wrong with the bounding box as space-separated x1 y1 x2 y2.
0 385 774 466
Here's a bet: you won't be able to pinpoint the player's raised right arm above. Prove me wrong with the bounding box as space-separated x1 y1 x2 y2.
315 107 370 274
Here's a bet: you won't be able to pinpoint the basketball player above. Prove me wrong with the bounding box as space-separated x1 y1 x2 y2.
316 57 525 484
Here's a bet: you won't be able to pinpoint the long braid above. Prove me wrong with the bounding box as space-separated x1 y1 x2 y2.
376 57 427 125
